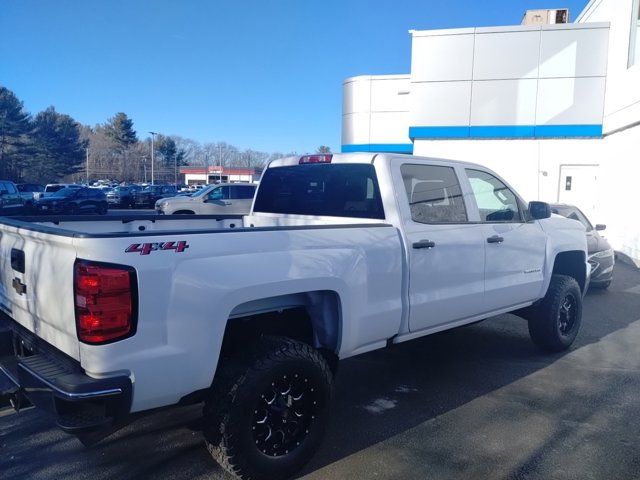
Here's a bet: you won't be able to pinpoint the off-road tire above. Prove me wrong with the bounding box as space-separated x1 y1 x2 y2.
528 274 582 352
203 336 333 480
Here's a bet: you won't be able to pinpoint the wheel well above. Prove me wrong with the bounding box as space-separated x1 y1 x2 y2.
552 250 587 293
220 291 341 371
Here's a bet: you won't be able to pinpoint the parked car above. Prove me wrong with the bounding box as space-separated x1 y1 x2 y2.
39 183 83 200
35 186 108 215
106 185 139 208
551 203 614 289
0 180 25 215
132 184 177 208
0 153 589 480
16 183 44 211
156 183 257 215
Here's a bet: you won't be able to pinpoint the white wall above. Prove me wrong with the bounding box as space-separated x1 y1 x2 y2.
342 75 412 149
578 0 640 133
409 23 609 135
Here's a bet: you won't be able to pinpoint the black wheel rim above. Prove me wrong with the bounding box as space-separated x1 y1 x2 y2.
558 293 577 335
252 372 319 457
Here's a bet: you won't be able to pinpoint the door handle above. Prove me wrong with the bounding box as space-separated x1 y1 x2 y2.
487 235 504 244
412 239 436 249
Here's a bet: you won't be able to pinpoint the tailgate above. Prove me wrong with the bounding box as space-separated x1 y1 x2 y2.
0 224 80 360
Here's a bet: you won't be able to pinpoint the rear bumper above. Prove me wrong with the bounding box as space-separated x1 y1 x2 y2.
0 314 132 435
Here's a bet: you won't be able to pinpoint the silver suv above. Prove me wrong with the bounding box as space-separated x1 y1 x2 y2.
156 183 257 215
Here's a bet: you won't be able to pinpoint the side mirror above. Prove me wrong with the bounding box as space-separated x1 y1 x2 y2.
595 224 606 231
528 201 551 220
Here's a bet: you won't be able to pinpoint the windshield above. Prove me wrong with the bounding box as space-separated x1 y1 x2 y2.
192 186 212 197
50 187 79 198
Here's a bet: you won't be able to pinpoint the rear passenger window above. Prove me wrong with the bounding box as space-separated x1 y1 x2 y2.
232 186 255 199
5 183 17 194
401 164 467 224
466 169 521 222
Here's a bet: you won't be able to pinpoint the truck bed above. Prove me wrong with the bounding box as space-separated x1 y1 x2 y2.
1 214 244 237
0 213 404 410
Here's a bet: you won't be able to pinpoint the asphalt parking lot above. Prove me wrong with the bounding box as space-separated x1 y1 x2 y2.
1 262 639 480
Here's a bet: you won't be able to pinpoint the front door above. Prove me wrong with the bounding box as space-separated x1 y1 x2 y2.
393 161 486 333
464 168 547 311
202 186 232 214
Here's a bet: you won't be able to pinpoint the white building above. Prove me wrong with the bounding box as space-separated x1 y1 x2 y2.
342 0 640 265
180 166 263 185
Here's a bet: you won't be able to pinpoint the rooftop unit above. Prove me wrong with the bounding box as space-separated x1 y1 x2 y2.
522 8 569 25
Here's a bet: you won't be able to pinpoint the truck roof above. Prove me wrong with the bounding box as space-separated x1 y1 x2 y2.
268 152 490 170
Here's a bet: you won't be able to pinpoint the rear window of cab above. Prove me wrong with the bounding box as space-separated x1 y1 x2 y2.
253 164 385 219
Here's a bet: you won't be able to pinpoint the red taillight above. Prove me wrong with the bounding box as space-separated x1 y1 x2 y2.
74 261 136 344
299 154 332 164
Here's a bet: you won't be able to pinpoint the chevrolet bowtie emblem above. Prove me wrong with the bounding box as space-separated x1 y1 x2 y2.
12 277 26 295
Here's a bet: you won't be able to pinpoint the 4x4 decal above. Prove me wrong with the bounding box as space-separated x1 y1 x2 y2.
125 241 189 256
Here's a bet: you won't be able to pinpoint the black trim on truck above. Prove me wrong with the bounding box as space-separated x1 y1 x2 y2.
0 313 132 436
0 214 394 238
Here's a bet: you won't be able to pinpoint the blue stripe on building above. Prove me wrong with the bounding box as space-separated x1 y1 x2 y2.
341 143 414 154
469 125 535 138
533 124 603 138
409 126 469 139
409 124 603 140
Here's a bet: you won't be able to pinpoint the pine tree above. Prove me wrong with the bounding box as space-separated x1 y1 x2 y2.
156 134 178 166
0 86 33 179
104 112 137 150
30 107 86 183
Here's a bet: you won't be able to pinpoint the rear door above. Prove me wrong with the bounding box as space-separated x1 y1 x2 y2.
76 189 91 212
392 160 486 333
463 168 547 311
230 185 256 214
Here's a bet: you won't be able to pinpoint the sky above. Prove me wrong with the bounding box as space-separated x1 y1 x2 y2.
0 0 590 154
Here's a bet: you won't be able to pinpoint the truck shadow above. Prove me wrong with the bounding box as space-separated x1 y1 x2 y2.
1 264 639 480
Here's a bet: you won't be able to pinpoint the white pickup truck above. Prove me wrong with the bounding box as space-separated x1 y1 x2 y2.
0 153 588 480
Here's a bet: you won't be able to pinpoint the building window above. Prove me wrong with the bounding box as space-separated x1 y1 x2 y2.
630 0 640 68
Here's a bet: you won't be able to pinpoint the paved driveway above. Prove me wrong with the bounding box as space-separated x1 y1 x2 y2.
1 263 639 479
